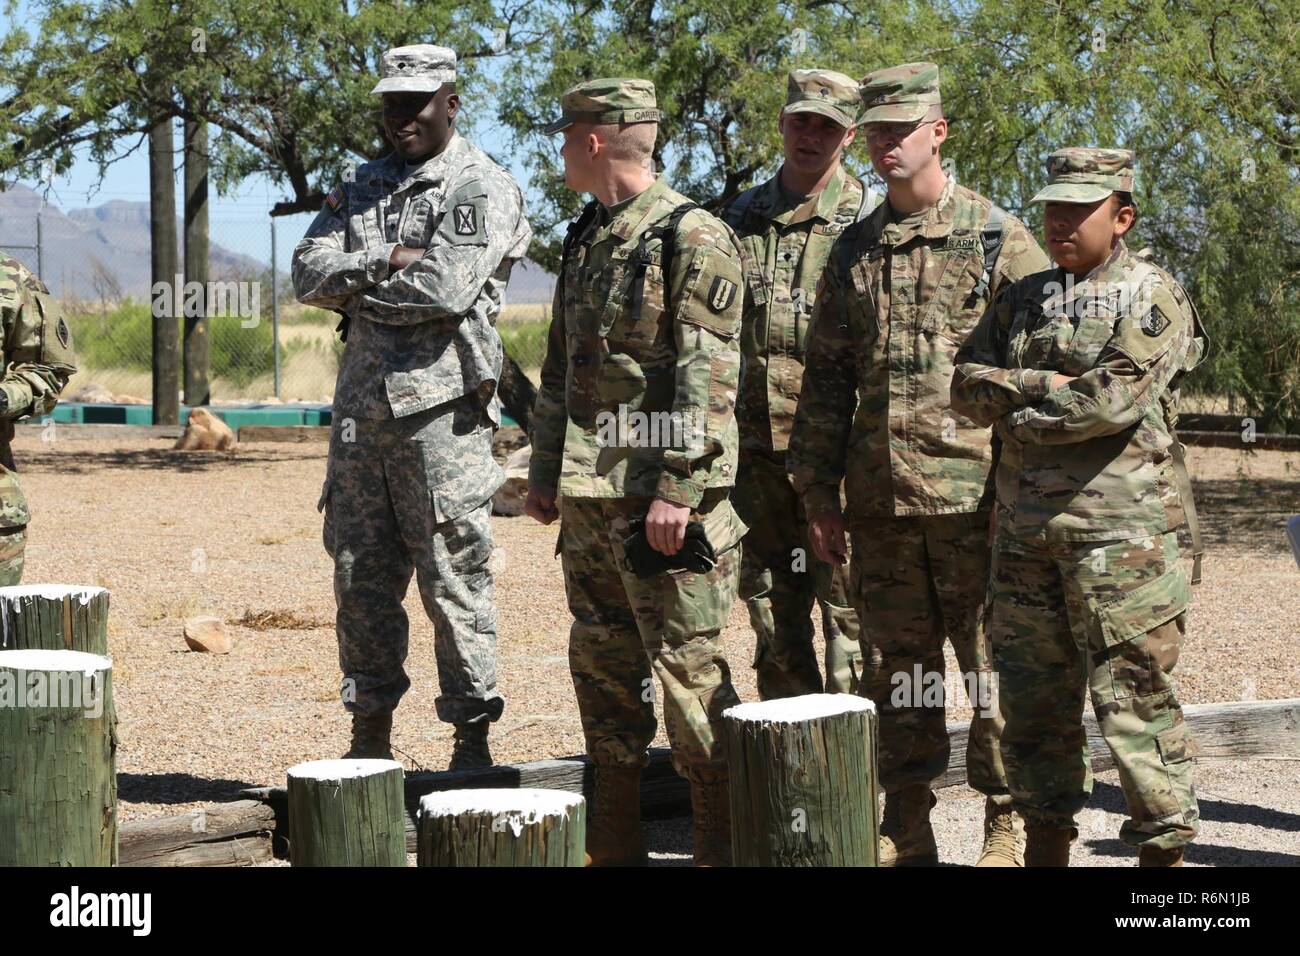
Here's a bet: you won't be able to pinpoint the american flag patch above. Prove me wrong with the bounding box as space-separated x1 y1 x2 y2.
325 185 344 211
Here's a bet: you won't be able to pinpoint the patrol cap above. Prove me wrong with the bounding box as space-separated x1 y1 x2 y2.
782 69 861 128
1030 147 1136 204
543 78 662 135
371 45 457 95
858 62 941 124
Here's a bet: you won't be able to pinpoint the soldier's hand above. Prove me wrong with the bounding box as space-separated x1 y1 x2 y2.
389 245 426 270
524 486 559 525
646 497 690 555
809 513 848 566
1050 373 1075 390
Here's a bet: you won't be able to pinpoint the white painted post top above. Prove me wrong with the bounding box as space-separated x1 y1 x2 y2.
0 649 112 673
724 693 877 724
0 585 108 604
287 758 404 781
418 787 585 821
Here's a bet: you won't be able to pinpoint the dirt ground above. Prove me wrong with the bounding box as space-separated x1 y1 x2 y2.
10 432 1300 863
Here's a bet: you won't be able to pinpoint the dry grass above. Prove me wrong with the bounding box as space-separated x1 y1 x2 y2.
10 434 1299 826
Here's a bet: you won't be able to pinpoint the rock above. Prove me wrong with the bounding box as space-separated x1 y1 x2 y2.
491 444 531 517
175 408 237 451
184 616 233 654
66 383 117 404
492 425 527 463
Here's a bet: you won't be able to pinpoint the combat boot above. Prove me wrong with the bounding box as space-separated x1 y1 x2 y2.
1024 824 1076 867
448 720 492 771
974 798 1025 867
878 783 939 866
585 766 647 867
343 712 393 760
689 768 732 867
1138 845 1185 867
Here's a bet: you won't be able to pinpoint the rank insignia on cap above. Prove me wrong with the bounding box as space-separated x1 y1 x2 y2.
708 276 737 312
453 203 478 235
56 317 70 348
325 186 344 211
1140 309 1169 337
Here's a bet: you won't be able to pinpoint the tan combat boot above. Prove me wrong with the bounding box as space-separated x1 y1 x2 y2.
689 768 732 867
878 783 939 866
1024 824 1076 867
343 712 394 760
1138 845 1185 867
585 766 647 867
448 720 492 771
975 798 1025 867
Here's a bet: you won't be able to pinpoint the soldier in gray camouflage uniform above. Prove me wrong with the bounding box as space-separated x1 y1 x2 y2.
292 45 532 769
722 69 879 700
0 253 77 583
952 148 1205 866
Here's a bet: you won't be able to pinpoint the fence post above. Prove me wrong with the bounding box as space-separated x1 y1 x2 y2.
271 215 281 400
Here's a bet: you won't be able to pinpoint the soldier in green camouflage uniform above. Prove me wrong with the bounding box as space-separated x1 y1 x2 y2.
526 79 746 866
722 70 880 700
788 63 1050 866
0 254 77 585
951 148 1205 867
293 46 532 768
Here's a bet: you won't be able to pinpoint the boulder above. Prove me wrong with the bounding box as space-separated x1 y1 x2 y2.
491 444 531 517
184 616 233 654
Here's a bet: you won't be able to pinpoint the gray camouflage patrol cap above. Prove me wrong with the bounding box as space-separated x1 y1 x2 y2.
371 45 457 95
543 78 662 135
1031 148 1136 204
783 69 861 128
858 62 941 124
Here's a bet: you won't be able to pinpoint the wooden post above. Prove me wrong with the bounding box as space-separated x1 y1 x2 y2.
149 110 180 425
0 585 110 655
0 649 117 866
286 759 406 866
724 694 879 867
417 788 585 867
183 115 211 407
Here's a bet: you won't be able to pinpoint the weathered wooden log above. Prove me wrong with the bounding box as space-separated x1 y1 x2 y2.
118 800 276 866
286 759 406 866
417 788 585 867
0 585 110 655
0 649 117 865
246 698 1300 832
125 833 274 867
724 694 879 867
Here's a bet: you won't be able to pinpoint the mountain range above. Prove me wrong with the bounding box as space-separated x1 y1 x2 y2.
0 183 556 304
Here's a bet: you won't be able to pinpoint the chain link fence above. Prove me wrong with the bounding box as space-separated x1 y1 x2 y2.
4 211 552 406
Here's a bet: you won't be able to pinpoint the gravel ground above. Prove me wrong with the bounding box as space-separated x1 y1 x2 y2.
11 433 1299 865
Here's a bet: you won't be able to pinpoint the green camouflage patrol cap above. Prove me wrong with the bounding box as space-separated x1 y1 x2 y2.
371 45 457 95
1030 147 1136 204
858 62 941 124
782 69 862 128
543 78 662 135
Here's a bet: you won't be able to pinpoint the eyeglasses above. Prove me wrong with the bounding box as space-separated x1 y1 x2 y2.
861 119 937 146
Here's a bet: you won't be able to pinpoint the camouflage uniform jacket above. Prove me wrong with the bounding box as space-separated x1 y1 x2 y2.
528 179 747 509
951 240 1205 542
0 254 77 527
292 133 532 422
723 165 879 454
788 178 1049 520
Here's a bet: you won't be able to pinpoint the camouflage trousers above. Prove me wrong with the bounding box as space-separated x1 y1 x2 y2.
848 511 1008 800
321 406 504 724
559 493 743 782
0 525 24 586
734 451 861 698
988 529 1199 849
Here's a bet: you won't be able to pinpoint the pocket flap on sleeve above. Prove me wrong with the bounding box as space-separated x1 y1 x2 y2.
1096 564 1191 646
